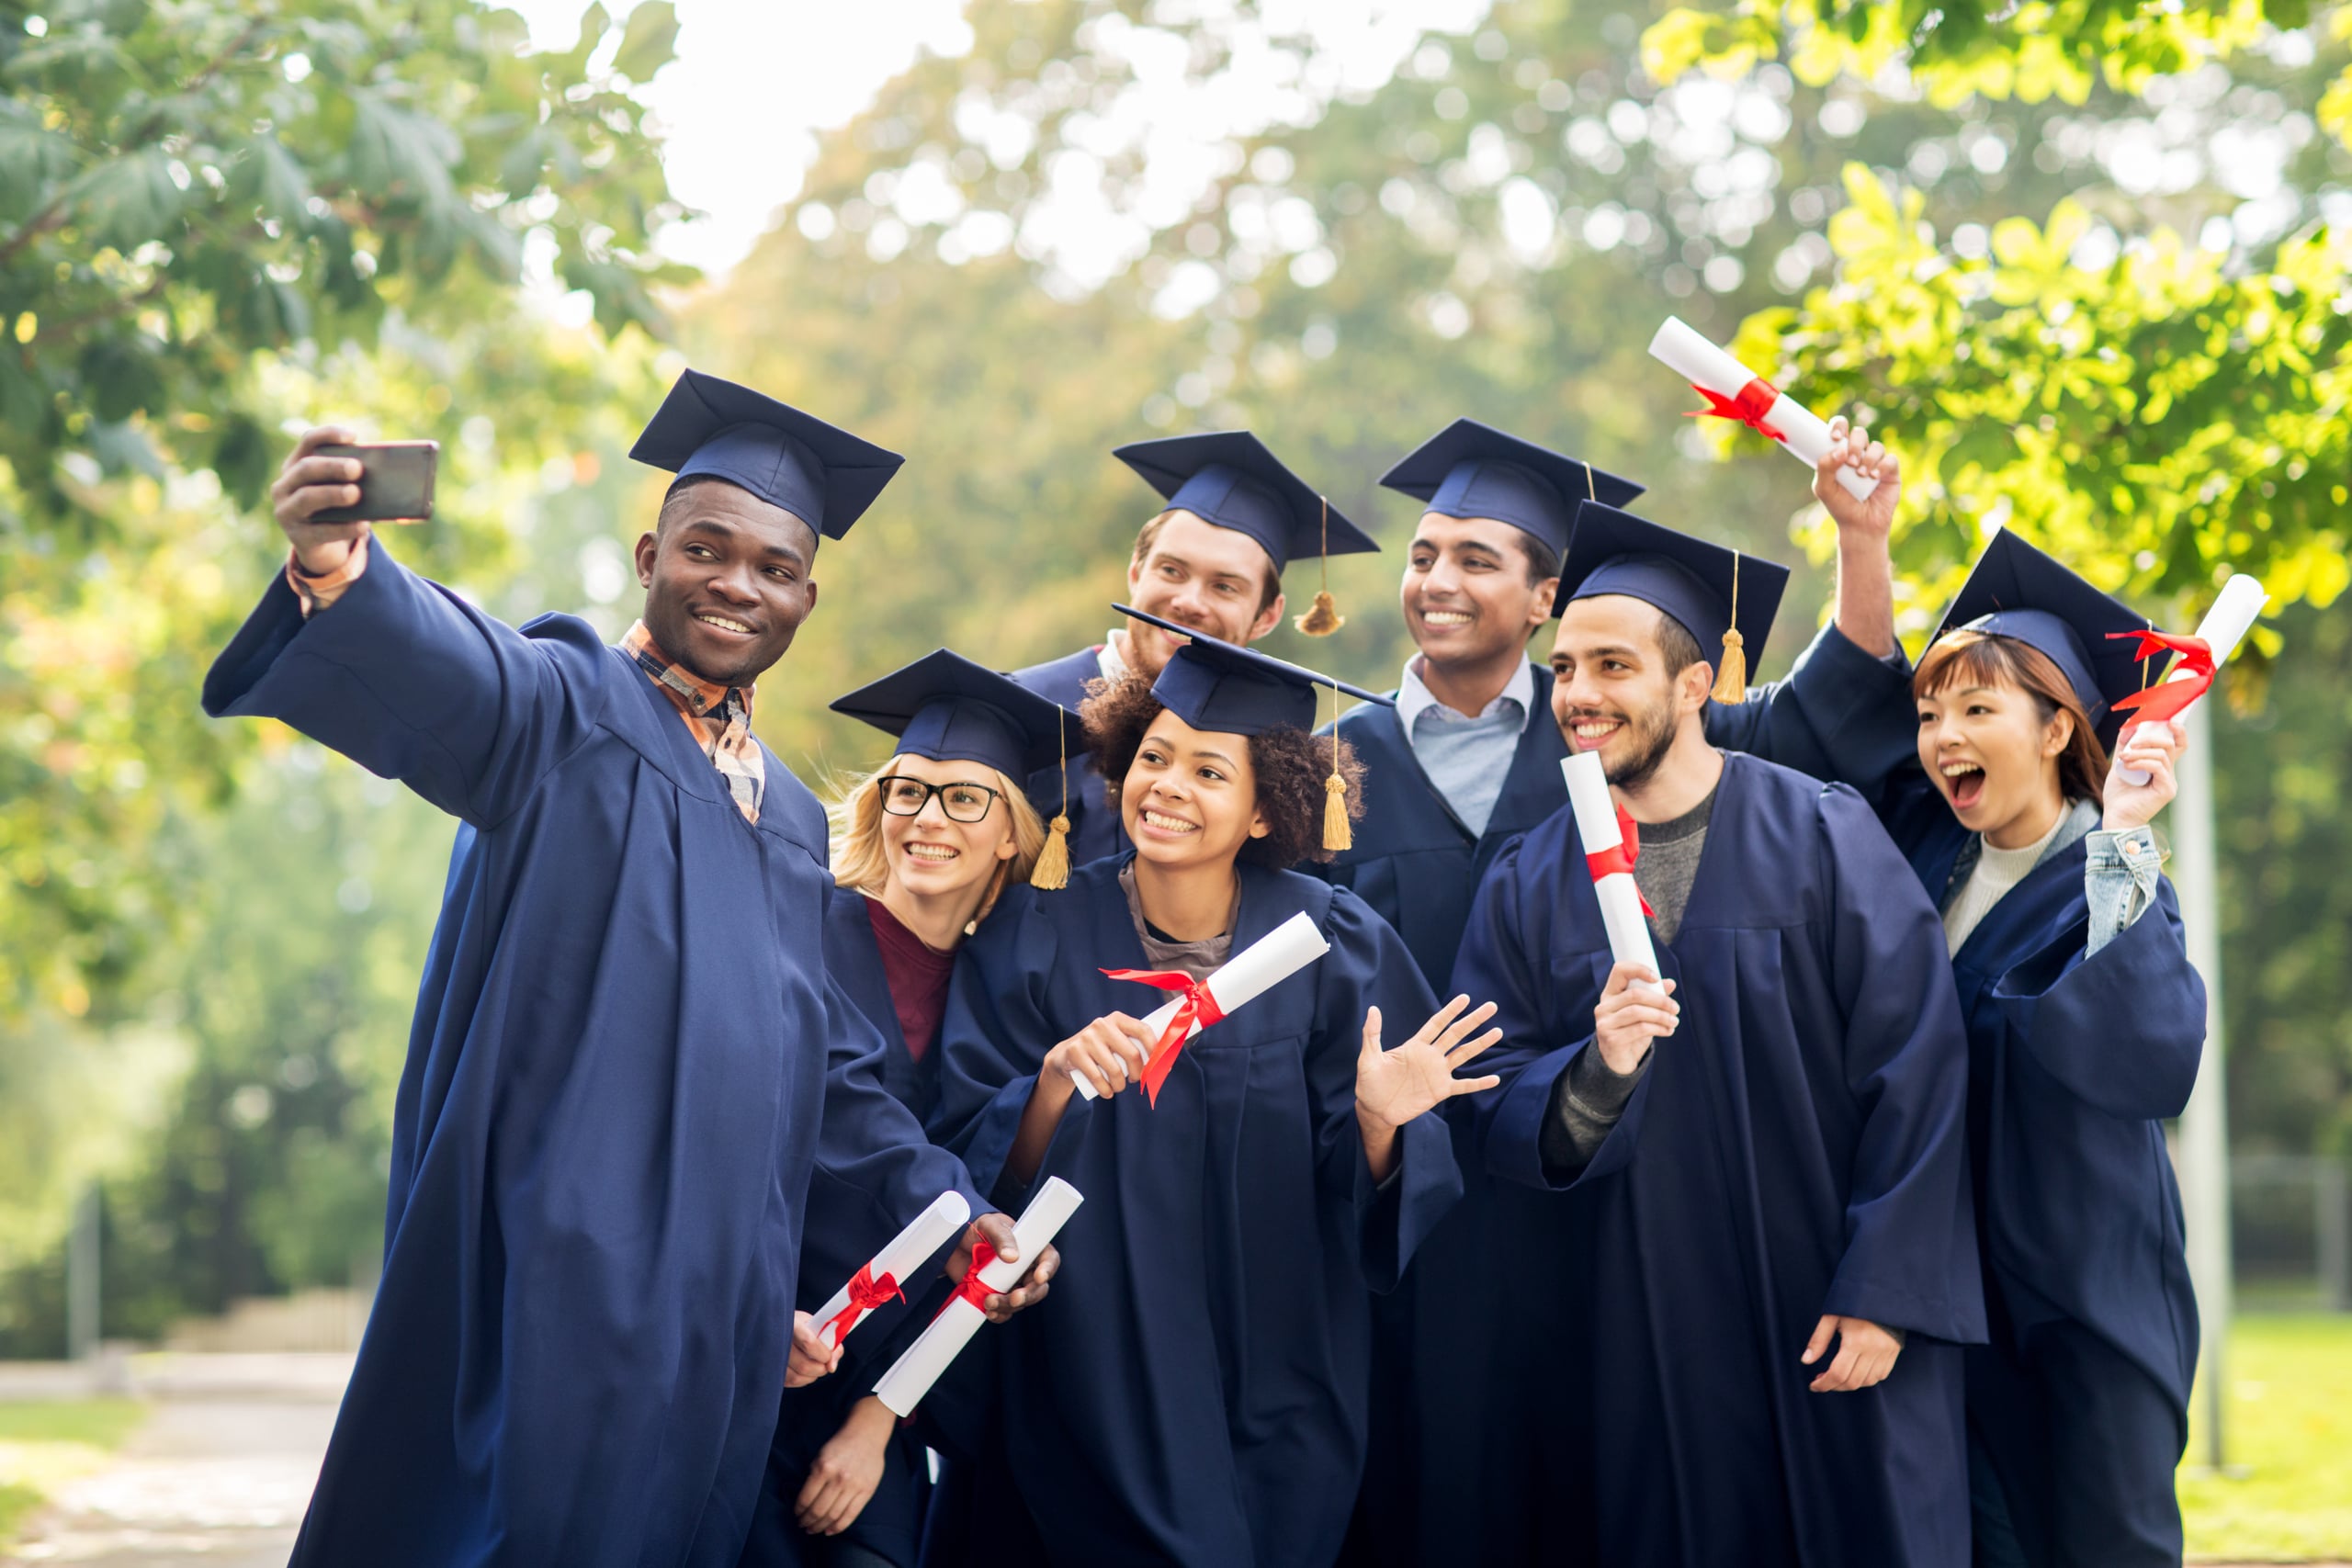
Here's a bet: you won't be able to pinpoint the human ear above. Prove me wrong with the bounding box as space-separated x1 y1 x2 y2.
1248 808 1271 840
2043 706 2075 757
633 531 659 589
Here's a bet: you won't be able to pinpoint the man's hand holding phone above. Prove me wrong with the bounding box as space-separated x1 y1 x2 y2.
273 427 438 578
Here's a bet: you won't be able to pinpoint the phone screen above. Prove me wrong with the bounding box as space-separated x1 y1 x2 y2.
310 442 438 525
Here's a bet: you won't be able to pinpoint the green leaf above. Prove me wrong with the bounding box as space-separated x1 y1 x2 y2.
69 149 182 253
0 103 78 213
611 0 679 82
228 135 313 230
346 92 459 204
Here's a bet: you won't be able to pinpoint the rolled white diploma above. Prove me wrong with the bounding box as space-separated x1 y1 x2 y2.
1561 752 1668 1006
1648 316 1878 502
2118 573 2267 785
813 1190 973 1350
1070 909 1333 1100
871 1176 1084 1417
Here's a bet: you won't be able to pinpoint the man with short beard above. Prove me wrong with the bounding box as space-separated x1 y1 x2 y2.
1449 504 1984 1568
1327 420 1934 1568
1012 432 1374 867
202 371 1053 1568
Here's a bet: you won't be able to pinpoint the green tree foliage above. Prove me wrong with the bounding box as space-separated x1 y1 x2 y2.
2 0 688 1025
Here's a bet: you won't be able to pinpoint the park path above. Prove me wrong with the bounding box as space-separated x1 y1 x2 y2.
4 1353 2343 1568
2 1356 344 1568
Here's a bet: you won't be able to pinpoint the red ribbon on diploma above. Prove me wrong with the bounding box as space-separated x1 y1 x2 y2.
1098 967 1228 1107
937 1240 997 1321
1584 803 1656 918
2107 630 2216 729
823 1264 902 1344
1687 377 1785 443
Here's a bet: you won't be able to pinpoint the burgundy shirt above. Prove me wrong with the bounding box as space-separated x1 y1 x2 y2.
862 896 956 1062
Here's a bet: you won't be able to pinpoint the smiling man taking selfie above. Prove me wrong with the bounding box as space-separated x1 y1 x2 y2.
201 370 1053 1568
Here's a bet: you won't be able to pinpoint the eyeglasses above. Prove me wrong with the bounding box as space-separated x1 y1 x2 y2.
876 775 1003 824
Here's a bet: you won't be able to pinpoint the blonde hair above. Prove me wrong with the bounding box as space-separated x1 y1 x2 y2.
825 757 1049 923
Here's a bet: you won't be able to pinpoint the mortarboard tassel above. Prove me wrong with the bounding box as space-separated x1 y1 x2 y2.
1294 496 1345 637
1030 713 1072 890
1321 678 1353 852
1710 547 1748 705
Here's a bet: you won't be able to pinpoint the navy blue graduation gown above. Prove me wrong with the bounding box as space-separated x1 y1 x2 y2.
202 547 979 1568
927 859 1461 1568
1010 647 1129 868
1883 784 2204 1564
1330 624 1922 1568
743 887 962 1568
1453 752 1984 1568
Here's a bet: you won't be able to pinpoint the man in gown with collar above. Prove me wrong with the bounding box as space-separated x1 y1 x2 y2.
202 371 1053 1568
1012 431 1374 867
1330 417 1922 1568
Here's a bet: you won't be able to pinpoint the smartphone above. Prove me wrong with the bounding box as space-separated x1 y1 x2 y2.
308 441 438 525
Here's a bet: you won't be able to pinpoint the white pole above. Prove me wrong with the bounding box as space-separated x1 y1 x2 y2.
2174 695 2233 1472
66 1184 99 1362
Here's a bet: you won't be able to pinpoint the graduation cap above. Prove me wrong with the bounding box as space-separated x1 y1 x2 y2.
1379 418 1645 562
1113 432 1375 637
1114 604 1393 852
1928 528 2152 747
831 649 1083 889
629 368 904 540
1553 502 1790 704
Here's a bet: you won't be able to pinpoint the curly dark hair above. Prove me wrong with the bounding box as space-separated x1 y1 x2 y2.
1080 671 1367 867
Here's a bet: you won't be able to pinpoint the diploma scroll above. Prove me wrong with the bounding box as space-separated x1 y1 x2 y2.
1648 317 1878 502
814 1190 973 1350
1561 752 1668 1004
2116 573 2267 786
1071 910 1333 1101
871 1177 1083 1417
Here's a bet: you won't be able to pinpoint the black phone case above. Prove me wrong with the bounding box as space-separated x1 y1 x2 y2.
310 441 438 525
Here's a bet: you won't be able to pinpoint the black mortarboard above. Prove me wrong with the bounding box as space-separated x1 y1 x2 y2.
1112 432 1376 573
1114 605 1391 735
1554 502 1790 703
1929 529 2152 746
1379 418 1645 560
629 368 904 539
831 650 1077 781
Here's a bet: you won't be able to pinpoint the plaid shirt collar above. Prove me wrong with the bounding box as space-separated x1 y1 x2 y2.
619 621 764 823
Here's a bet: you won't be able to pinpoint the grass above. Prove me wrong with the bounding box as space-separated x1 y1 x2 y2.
0 1398 147 1547
2183 1314 2352 1562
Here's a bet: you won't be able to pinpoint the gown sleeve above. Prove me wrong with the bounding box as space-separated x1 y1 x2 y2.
800 970 989 1305
1816 783 1987 1343
1450 837 1655 1192
1310 888 1462 1292
201 541 607 828
1988 879 2204 1122
928 886 1073 1204
1702 620 1919 808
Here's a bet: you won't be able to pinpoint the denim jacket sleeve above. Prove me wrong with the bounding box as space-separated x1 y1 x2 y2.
2083 827 2164 955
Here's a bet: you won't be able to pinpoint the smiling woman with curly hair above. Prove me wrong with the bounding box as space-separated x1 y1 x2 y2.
925 615 1507 1568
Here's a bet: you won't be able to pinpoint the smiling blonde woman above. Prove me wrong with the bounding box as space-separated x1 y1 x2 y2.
741 650 1072 1568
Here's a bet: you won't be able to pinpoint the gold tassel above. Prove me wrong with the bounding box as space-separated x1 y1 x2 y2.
1710 548 1747 704
1029 711 1073 889
1323 774 1352 852
1293 495 1344 637
1030 815 1071 890
1320 677 1352 852
1295 589 1343 637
